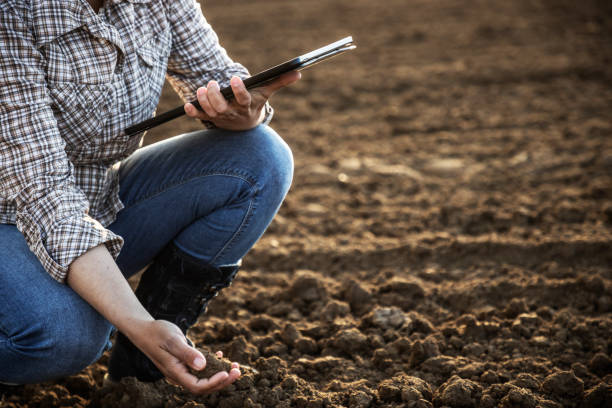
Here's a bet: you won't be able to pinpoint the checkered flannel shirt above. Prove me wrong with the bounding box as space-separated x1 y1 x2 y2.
0 0 272 283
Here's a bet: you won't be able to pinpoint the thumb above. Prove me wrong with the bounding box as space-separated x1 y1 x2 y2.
258 71 301 98
168 335 206 371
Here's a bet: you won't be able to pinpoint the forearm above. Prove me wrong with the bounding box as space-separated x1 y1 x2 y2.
66 244 153 341
66 244 240 393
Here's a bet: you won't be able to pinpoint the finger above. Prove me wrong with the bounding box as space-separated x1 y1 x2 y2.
193 371 230 394
175 367 229 394
166 377 180 387
165 334 206 371
206 81 229 113
184 102 196 117
197 87 218 118
184 102 208 120
230 76 251 107
258 71 301 99
204 367 241 394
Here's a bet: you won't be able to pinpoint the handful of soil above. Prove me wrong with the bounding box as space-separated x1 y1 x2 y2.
190 350 256 379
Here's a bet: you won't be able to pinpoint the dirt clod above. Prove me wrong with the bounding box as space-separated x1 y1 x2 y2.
541 371 584 400
435 376 483 408
366 307 407 330
190 351 233 379
583 383 612 408
589 352 612 377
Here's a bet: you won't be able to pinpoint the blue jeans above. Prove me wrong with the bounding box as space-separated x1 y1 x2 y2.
0 125 293 384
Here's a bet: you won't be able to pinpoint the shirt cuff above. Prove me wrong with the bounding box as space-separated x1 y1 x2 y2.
17 212 123 283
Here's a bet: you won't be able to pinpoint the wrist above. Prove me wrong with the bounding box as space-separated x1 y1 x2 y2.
116 314 156 344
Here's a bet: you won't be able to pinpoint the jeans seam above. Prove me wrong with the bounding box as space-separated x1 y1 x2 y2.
209 185 257 265
120 170 257 211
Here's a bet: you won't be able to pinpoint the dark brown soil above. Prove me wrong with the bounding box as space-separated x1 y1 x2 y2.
2 0 612 407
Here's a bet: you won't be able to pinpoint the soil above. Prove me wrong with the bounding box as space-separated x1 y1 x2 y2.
2 0 612 407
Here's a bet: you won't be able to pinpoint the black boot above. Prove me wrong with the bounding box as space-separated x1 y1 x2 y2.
107 243 240 382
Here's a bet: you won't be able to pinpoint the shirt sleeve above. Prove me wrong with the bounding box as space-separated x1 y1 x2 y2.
0 9 123 283
164 0 274 126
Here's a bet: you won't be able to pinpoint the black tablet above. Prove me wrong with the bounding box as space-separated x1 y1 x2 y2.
217 36 356 100
124 36 356 136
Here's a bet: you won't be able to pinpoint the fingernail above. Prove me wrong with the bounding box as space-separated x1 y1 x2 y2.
231 77 240 86
193 357 205 370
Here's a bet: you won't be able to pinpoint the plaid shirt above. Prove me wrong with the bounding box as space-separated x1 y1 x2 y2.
0 0 270 283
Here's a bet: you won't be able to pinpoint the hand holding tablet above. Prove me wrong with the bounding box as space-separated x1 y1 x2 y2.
124 37 356 136
212 36 356 101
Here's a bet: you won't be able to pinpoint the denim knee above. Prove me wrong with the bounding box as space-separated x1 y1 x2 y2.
2 311 112 383
248 125 294 200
